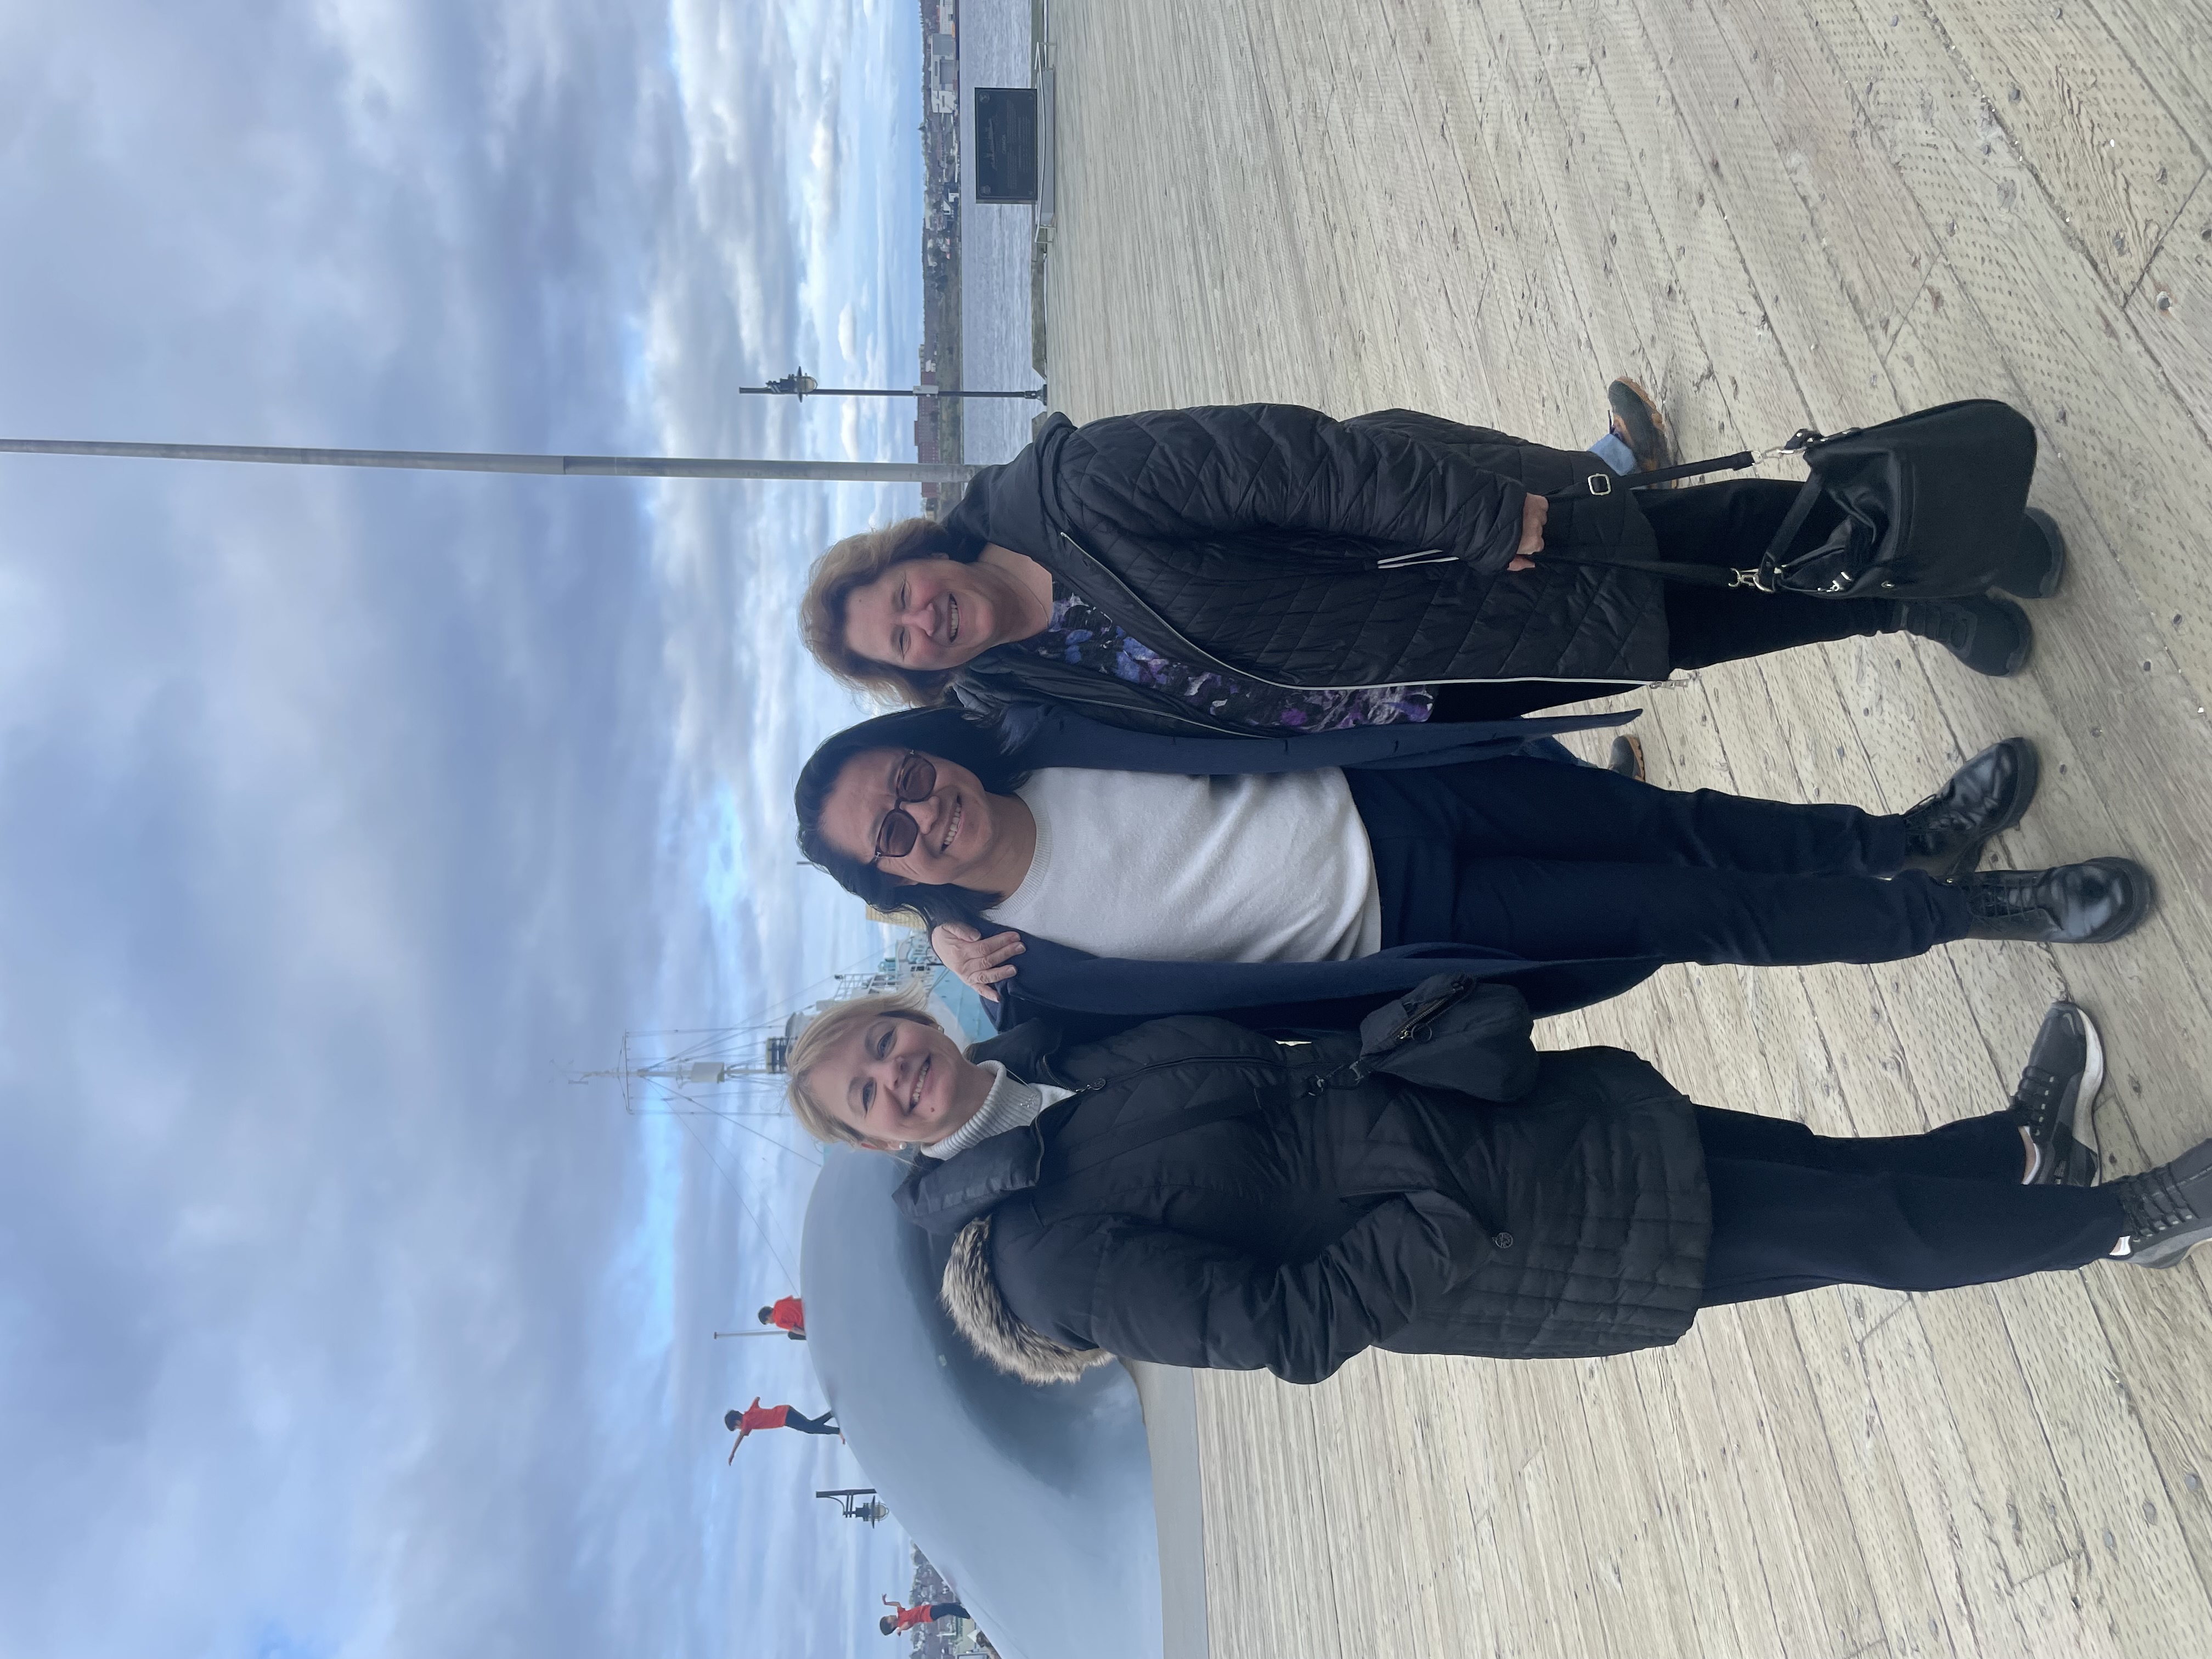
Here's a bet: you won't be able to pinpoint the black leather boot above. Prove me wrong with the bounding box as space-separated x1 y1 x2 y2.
1894 594 2034 676
1899 737 2040 880
1996 507 2067 600
1962 859 2153 944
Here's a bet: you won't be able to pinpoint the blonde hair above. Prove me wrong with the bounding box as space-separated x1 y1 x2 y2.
784 987 944 1146
799 518 970 707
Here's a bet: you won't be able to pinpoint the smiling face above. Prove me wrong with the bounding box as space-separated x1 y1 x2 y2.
842 557 1006 672
816 747 1008 890
808 1012 993 1149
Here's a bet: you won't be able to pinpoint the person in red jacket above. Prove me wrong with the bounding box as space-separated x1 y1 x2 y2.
723 1397 838 1460
758 1296 806 1339
879 1596 970 1635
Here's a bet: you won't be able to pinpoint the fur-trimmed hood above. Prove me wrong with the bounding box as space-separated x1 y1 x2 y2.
940 1214 1114 1385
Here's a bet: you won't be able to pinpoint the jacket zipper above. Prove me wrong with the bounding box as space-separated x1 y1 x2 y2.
1390 975 1474 1044
1057 1051 1287 1099
1056 529 1649 693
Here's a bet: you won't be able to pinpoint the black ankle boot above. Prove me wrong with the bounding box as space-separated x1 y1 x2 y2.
1962 859 2153 944
1894 594 2034 677
1996 508 2067 599
1899 737 2040 879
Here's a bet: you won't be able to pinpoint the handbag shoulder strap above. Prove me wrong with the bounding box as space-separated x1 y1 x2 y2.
1757 472 1829 568
1627 446 1754 487
1541 427 1829 590
1534 549 1748 587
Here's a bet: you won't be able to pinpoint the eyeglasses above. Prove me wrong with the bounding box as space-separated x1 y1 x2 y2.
871 753 938 862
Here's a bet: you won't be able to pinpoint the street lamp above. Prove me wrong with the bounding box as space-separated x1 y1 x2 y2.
743 366 1046 402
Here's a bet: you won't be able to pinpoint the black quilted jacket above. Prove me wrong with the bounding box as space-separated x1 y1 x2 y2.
898 1012 1712 1385
941 404 1672 733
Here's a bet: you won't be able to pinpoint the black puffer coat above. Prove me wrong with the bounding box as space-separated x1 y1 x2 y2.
941 405 1672 735
895 1006 1711 1386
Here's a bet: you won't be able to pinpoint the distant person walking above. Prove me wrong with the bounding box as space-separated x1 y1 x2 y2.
724 1397 838 1461
759 1295 806 1339
880 1596 970 1635
800 393 2057 742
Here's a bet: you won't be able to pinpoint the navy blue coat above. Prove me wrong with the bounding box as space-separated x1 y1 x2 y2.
979 706 1656 1034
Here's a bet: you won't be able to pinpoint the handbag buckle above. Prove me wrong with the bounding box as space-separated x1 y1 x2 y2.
1756 426 1822 461
1585 472 1612 495
1726 566 1779 592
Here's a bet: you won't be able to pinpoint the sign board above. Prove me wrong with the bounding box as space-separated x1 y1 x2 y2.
975 88 1040 204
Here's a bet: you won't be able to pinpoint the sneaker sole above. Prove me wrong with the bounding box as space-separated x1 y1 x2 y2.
1994 594 2035 676
1938 737 2041 882
1998 508 2068 601
2132 1231 2209 1269
2066 1003 2104 1185
1607 377 1675 471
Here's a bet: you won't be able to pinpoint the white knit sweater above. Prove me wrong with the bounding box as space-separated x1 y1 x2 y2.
921 1060 1075 1160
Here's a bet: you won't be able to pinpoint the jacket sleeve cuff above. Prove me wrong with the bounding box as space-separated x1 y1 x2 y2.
1466 486 1532 573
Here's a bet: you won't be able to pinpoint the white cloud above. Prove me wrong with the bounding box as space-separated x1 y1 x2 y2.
0 0 922 1654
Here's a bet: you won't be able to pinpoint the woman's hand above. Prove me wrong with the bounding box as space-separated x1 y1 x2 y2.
930 922 1026 1001
1509 492 1548 572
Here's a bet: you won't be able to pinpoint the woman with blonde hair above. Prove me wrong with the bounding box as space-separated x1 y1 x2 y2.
783 988 2207 1384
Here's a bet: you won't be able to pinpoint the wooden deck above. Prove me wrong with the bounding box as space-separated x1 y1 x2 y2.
1040 0 2212 1653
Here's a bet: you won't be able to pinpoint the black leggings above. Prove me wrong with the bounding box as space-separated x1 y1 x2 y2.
1427 479 1898 720
1651 479 1898 670
1696 1107 2125 1306
1352 757 1973 969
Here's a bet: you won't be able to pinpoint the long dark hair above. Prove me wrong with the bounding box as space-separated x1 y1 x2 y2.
794 707 1031 930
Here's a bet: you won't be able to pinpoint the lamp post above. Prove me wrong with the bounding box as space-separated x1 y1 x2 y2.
0 436 975 486
743 366 1045 402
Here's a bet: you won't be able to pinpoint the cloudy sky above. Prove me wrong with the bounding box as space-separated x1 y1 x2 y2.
0 1 945 1653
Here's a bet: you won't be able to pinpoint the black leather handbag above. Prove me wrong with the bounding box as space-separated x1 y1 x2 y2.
1549 398 2038 600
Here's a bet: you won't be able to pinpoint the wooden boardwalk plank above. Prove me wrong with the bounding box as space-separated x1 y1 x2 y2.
1916 0 2205 298
2131 171 2212 441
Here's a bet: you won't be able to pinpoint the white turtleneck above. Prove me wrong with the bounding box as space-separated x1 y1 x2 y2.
921 1060 1075 1160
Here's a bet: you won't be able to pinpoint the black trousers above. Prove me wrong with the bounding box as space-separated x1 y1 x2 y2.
1696 1107 2125 1306
1430 479 1899 721
1351 757 1973 967
783 1409 838 1436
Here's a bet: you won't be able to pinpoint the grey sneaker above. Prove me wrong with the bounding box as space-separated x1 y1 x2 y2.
2008 1000 2102 1186
2114 1138 2212 1268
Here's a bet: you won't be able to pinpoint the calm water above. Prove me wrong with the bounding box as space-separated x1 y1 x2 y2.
957 0 1042 464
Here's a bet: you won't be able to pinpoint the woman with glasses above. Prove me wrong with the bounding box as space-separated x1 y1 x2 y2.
792 706 2149 1034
